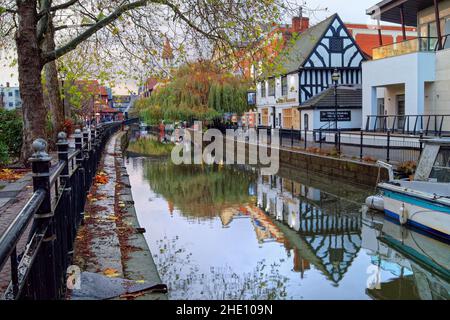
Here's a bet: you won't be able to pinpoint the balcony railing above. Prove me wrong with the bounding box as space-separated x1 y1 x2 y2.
365 114 450 136
372 36 449 60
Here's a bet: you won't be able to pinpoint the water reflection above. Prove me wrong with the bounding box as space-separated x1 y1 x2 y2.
125 149 450 300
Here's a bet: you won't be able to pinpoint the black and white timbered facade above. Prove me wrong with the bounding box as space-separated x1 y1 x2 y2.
299 15 366 104
256 14 366 130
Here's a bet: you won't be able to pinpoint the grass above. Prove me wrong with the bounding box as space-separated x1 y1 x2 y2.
127 138 175 156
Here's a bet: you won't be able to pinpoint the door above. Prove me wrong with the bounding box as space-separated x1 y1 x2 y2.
397 94 405 131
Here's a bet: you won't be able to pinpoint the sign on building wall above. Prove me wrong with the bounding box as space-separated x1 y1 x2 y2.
247 91 256 106
320 111 351 122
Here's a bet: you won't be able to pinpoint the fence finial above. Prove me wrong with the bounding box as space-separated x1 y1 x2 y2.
57 131 67 142
31 138 50 160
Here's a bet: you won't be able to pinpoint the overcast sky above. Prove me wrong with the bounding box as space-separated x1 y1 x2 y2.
297 0 380 25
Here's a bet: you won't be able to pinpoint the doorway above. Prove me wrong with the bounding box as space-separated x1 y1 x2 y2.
396 94 405 131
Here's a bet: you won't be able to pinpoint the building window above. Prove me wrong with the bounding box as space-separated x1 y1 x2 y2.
15 90 19 97
330 37 343 53
8 102 13 107
281 76 288 96
268 78 275 97
260 82 266 97
8 92 12 97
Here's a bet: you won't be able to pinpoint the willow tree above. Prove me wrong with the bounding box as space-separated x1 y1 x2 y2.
0 0 294 164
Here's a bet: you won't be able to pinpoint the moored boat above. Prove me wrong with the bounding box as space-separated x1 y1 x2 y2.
375 139 450 242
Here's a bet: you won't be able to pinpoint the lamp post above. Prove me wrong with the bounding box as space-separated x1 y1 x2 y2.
331 69 340 131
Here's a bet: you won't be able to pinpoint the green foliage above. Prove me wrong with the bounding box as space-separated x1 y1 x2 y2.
128 138 174 156
0 109 23 159
0 141 8 166
136 62 251 124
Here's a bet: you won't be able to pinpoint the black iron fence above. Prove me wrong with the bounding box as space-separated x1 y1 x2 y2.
0 119 136 300
240 126 421 164
365 114 450 136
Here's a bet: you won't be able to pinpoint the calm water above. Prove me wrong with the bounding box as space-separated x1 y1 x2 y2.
125 137 450 300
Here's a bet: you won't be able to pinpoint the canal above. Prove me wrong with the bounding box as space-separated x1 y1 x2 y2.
124 132 450 300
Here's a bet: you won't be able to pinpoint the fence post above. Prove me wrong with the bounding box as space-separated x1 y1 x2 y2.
319 128 322 150
419 132 424 156
291 127 294 148
57 132 73 257
29 139 57 299
387 130 391 163
360 131 363 160
74 129 85 224
304 128 307 149
338 130 341 155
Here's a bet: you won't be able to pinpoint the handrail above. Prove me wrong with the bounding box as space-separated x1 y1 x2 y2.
0 189 46 271
49 160 66 186
0 120 124 300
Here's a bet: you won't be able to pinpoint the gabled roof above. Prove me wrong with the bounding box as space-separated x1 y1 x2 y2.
299 85 362 109
277 14 338 75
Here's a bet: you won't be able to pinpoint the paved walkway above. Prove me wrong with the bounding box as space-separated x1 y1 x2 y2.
71 132 166 300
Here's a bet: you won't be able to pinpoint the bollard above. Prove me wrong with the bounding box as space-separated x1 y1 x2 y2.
29 139 57 299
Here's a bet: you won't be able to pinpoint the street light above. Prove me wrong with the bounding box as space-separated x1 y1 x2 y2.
332 69 340 131
0 84 4 109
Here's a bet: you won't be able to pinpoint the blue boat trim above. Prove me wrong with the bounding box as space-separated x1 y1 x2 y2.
381 189 450 214
384 209 450 242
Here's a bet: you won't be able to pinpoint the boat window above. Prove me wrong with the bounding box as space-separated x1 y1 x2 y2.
429 147 450 183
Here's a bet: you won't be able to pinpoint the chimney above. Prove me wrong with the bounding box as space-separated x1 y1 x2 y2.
292 16 309 33
6 82 10 88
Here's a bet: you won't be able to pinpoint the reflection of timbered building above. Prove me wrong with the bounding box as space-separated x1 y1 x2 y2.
256 14 366 131
257 174 362 284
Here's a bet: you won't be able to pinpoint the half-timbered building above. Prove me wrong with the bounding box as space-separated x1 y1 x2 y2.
257 13 367 130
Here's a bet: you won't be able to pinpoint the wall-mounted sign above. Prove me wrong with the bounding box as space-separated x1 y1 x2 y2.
320 111 351 122
247 91 256 106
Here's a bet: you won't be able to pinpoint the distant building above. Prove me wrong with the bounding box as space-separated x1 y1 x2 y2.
0 83 21 110
138 78 158 98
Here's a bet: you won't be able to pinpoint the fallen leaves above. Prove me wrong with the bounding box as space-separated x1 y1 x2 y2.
0 168 26 181
95 172 109 184
103 268 120 278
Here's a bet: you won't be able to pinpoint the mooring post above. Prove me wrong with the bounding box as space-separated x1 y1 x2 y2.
29 139 57 299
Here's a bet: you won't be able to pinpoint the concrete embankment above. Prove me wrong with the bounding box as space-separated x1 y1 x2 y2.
71 130 166 300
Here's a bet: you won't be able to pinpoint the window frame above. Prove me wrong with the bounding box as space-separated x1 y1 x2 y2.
268 78 276 97
281 76 288 97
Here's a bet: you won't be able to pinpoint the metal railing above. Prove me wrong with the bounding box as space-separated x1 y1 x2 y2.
226 125 422 164
0 120 128 300
365 114 450 136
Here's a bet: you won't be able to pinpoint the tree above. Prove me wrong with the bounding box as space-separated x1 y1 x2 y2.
0 0 291 164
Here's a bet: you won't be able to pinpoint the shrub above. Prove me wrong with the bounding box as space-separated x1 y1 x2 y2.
0 109 23 158
0 141 9 166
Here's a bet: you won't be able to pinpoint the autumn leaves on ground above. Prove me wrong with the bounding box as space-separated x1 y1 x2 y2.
71 133 145 300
